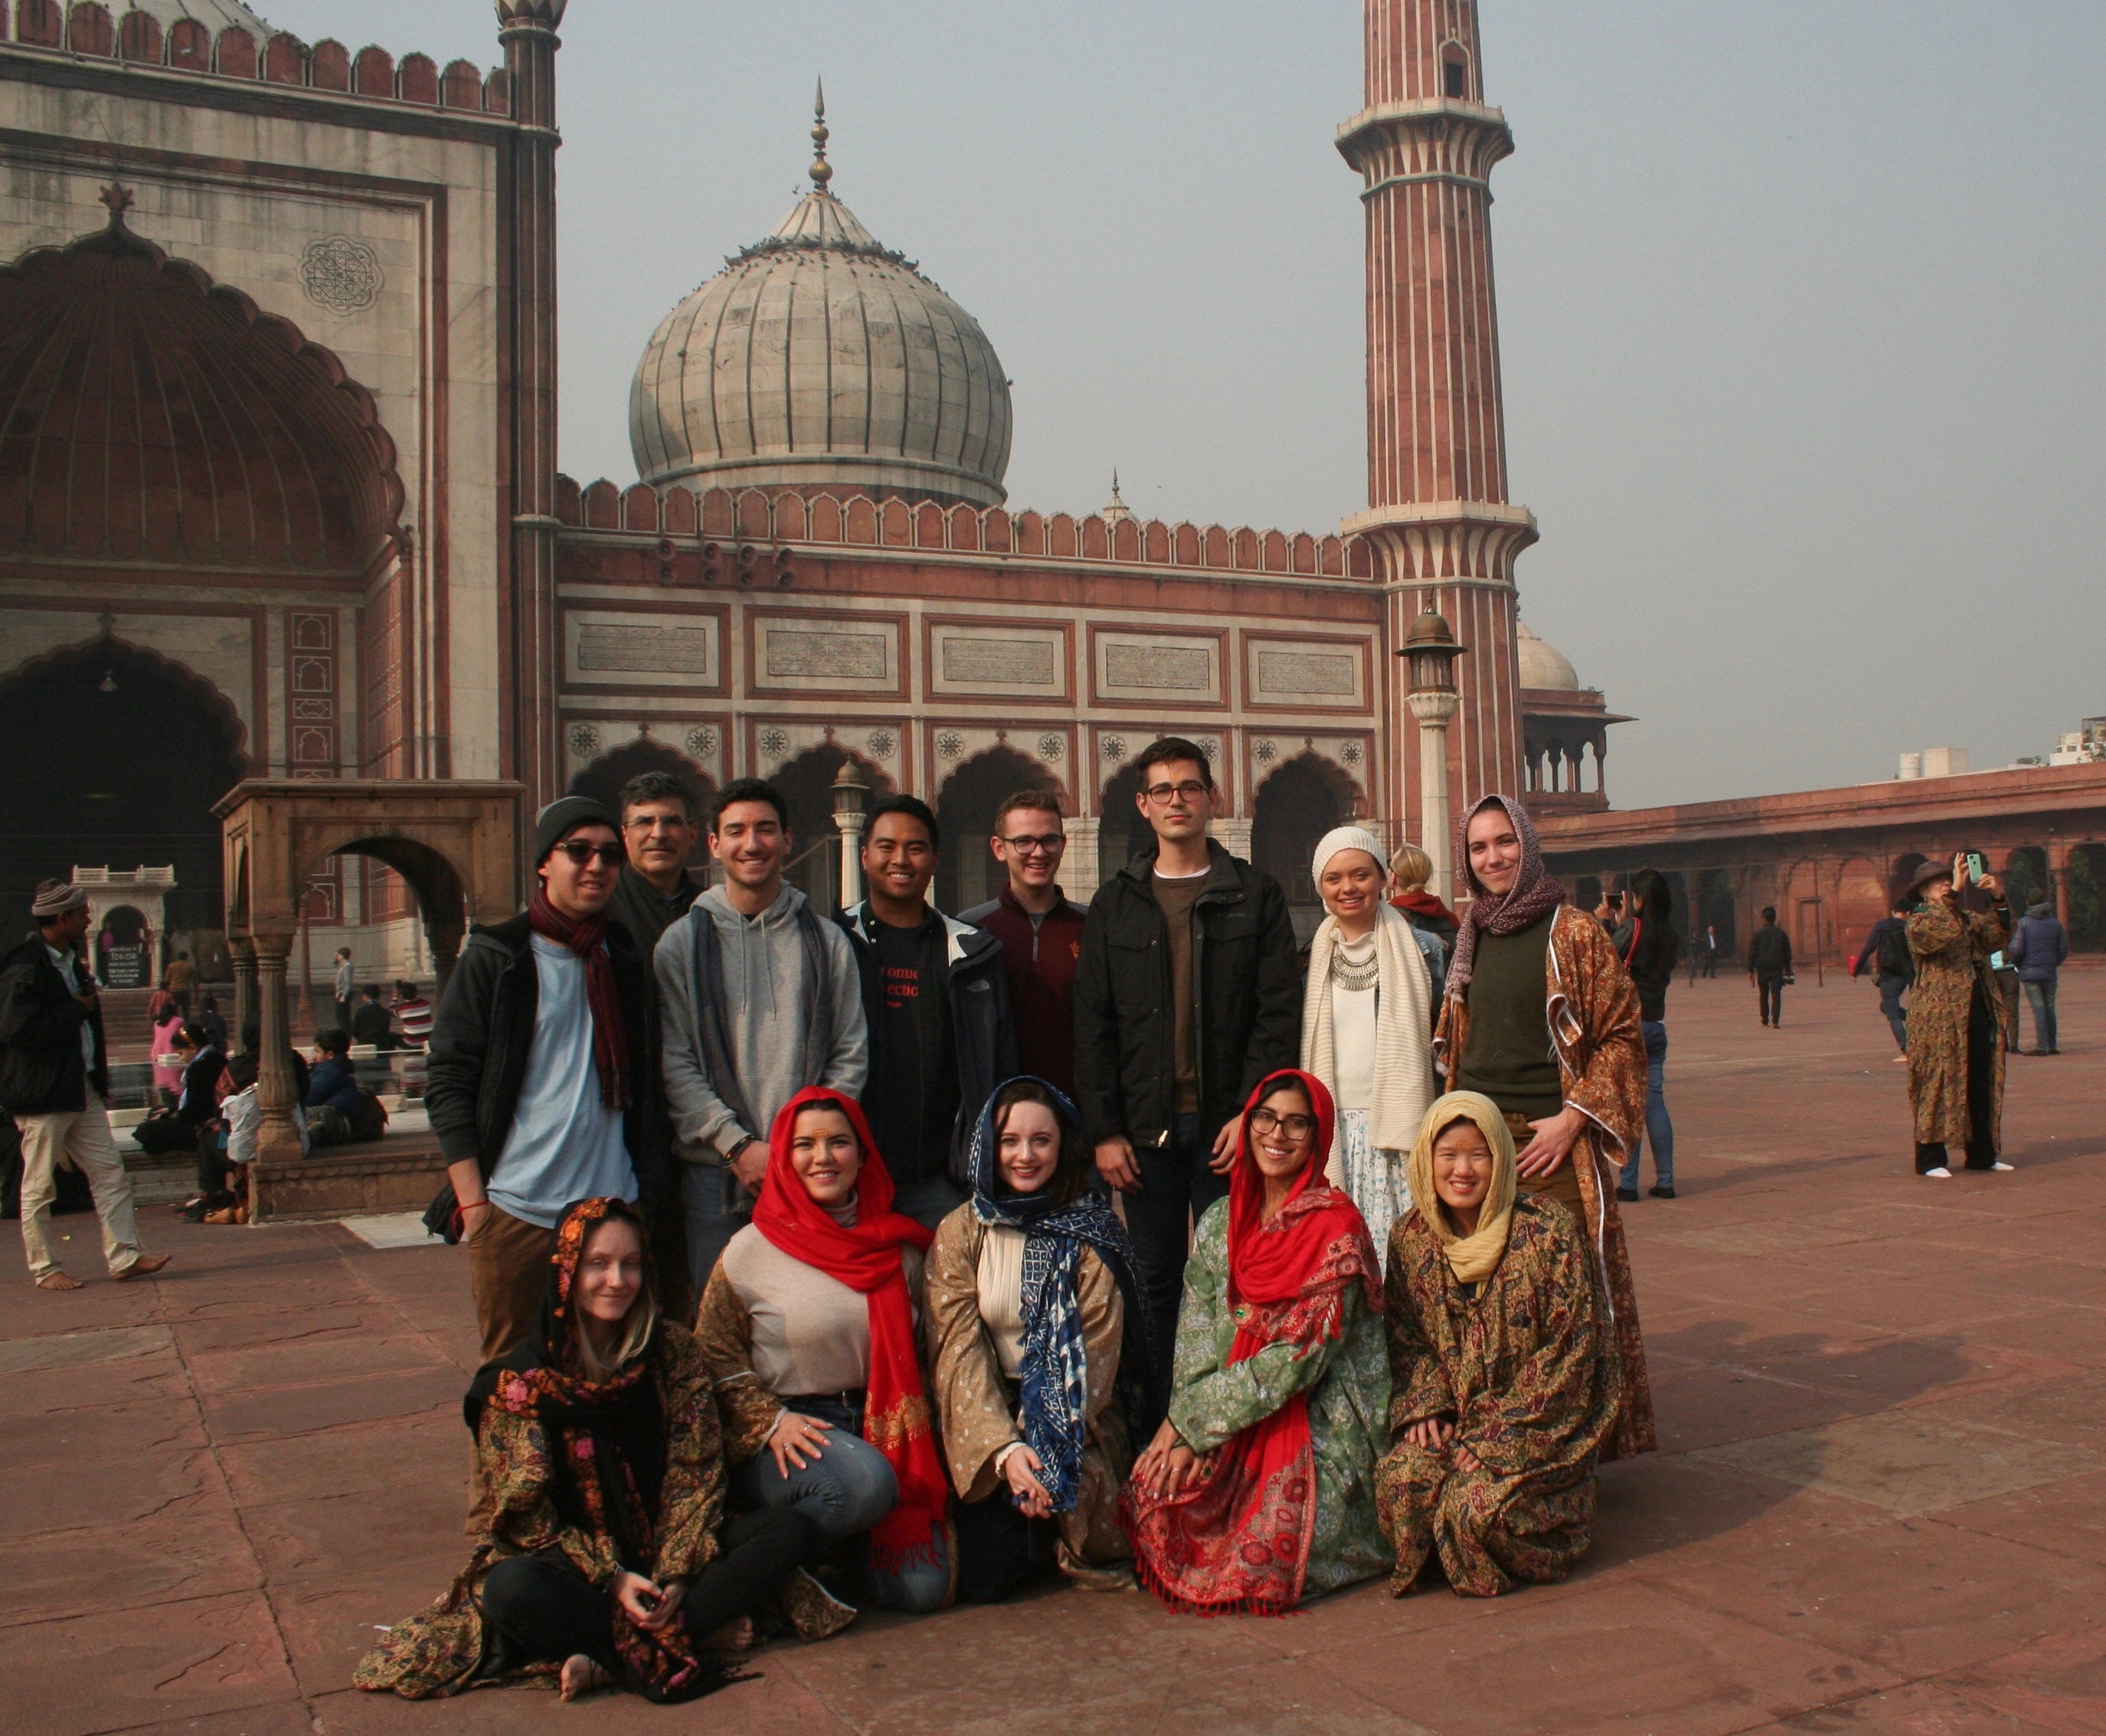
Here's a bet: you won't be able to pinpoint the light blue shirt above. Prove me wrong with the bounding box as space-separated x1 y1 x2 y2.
47 943 93 1073
486 934 635 1229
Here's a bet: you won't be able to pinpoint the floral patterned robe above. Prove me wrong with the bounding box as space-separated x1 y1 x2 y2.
922 1210 1133 1584
354 1323 724 1698
1906 900 2011 1147
1375 1197 1617 1597
1434 903 1655 1459
1158 1198 1391 1601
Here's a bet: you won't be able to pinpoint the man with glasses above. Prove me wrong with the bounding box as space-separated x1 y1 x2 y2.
960 790 1088 1097
1074 737 1300 1391
427 797 672 1356
608 769 706 952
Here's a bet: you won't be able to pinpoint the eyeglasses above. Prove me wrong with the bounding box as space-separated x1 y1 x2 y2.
551 841 623 867
1143 780 1209 803
999 834 1067 855
1250 1108 1317 1140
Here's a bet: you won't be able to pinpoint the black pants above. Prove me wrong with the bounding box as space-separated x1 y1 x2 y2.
479 1507 817 1678
1756 973 1784 1025
1916 987 2001 1174
953 1487 1058 1605
135 1114 206 1156
1123 1113 1228 1398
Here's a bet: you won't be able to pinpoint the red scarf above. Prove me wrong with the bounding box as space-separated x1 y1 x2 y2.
1390 887 1457 929
750 1087 947 1578
1126 1069 1381 1616
527 888 629 1111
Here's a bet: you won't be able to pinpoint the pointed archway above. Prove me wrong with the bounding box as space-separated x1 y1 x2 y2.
934 745 1061 913
1251 752 1361 910
770 744 894 912
569 737 717 876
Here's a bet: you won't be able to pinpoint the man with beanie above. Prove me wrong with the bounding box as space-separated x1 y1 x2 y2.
656 777 867 1293
426 797 672 1358
0 880 170 1290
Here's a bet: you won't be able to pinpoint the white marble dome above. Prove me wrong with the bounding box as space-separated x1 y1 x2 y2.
123 0 275 34
1517 621 1581 691
630 181 1013 508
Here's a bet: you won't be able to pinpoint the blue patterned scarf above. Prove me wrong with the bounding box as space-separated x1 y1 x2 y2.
969 1078 1155 1514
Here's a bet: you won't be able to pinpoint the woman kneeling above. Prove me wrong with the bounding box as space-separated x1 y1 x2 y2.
356 1198 817 1704
925 1077 1154 1601
1377 1094 1617 1598
695 1089 953 1613
1123 1070 1389 1614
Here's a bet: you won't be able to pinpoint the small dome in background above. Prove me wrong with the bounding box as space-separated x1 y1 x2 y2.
1517 621 1581 691
121 0 276 35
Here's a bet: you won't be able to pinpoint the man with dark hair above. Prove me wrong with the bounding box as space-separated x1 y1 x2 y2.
960 790 1087 1097
427 796 670 1358
1074 736 1300 1388
1850 892 1916 1058
609 768 705 952
1748 905 1792 1028
351 982 396 1050
305 1026 361 1146
837 793 1015 1230
1 879 170 1290
163 948 198 1015
331 946 353 1030
392 980 433 1049
657 775 865 1290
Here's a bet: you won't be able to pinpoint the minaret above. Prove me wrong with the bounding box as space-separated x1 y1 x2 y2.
1338 0 1534 840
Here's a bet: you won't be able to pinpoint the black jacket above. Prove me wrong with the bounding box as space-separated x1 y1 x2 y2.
1072 841 1301 1149
1748 924 1793 976
0 936 107 1116
836 903 1018 1188
423 911 671 1213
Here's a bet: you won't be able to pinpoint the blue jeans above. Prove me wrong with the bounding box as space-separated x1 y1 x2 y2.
681 1162 753 1298
1123 1113 1228 1398
2023 979 2059 1052
731 1394 950 1613
1617 1021 1674 1192
1876 973 1909 1052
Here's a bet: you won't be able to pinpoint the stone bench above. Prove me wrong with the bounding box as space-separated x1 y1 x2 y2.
250 1133 449 1224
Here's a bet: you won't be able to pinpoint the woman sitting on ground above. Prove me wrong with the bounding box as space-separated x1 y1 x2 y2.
1122 1069 1389 1614
132 1021 224 1155
356 1197 828 1705
694 1088 953 1614
1375 1093 1616 1598
924 1077 1153 1601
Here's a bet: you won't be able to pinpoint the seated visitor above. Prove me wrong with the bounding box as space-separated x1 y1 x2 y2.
356 1197 835 1705
132 1021 224 1155
393 979 435 1049
149 998 186 1107
1122 1069 1388 1614
352 983 398 1051
694 1088 952 1615
1375 1093 1617 1598
305 1027 361 1146
924 1077 1153 1602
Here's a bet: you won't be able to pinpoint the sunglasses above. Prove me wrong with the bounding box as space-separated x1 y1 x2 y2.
550 841 623 868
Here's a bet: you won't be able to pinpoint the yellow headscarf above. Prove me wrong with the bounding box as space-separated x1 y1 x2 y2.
1405 1091 1519 1285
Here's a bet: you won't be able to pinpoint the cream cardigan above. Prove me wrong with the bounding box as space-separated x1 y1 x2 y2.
1302 902 1437 1182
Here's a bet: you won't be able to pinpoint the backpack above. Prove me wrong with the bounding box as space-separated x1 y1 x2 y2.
1876 921 1911 979
350 1088 391 1144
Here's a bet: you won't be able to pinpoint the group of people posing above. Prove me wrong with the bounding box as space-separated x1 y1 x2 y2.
353 737 1660 1705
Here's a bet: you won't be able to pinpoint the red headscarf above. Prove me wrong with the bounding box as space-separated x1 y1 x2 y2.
750 1087 947 1578
1125 1069 1380 1617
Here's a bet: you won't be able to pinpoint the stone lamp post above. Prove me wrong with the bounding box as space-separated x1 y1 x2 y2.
831 761 868 911
1401 608 1468 904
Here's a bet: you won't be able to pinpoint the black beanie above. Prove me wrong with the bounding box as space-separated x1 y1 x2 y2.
532 796 618 865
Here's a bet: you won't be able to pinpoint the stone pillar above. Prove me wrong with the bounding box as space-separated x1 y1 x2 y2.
1215 819 1254 863
253 935 302 1162
834 808 866 911
2048 840 2073 928
1408 688 1460 902
427 917 465 1002
1592 729 1609 802
1064 816 1101 902
229 937 256 1055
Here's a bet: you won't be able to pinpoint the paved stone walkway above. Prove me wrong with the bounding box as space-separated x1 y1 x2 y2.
5 969 2102 1735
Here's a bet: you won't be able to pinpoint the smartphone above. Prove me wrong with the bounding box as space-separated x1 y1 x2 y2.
1964 852 1987 881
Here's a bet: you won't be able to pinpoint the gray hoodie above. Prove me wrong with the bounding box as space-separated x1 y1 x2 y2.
653 882 867 1165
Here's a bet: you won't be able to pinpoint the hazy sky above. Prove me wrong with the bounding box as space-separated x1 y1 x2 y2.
266 1 2106 809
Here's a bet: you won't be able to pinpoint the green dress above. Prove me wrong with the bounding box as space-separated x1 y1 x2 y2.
1163 1198 1391 1600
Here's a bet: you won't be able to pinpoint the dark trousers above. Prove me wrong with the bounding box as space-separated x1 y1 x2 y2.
1125 1113 1227 1398
479 1507 817 1677
1876 973 1910 1052
953 1487 1058 1605
2023 979 2059 1053
1756 973 1784 1025
1916 989 2000 1173
134 1114 206 1156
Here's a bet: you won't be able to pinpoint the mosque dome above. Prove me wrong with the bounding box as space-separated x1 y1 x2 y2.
1516 621 1581 691
123 0 275 35
629 96 1012 508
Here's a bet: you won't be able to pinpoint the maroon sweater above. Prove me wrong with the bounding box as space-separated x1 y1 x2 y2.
959 883 1089 1097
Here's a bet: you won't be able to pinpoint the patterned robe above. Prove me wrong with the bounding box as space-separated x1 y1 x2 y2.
1434 903 1655 1460
1375 1197 1617 1597
921 1211 1133 1584
353 1324 724 1698
1906 901 2012 1146
1154 1198 1391 1602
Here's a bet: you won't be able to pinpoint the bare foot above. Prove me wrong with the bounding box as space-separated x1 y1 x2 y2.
115 1254 171 1281
699 1614 755 1653
558 1653 610 1702
35 1271 83 1291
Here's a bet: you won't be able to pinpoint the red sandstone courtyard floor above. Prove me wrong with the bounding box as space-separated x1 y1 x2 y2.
5 966 2104 1736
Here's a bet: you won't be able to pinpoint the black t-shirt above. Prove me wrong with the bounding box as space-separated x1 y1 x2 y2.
872 919 958 1185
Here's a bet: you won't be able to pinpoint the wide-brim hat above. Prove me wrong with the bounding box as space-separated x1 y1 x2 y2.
1906 856 1956 897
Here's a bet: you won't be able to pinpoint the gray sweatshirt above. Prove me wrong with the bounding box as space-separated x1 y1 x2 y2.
654 882 867 1166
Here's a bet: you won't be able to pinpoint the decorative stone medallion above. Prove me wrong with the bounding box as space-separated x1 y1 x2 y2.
757 726 790 760
865 728 897 759
299 236 384 314
567 723 601 758
1100 734 1126 763
684 725 718 760
934 730 965 760
1254 737 1278 763
1036 732 1065 762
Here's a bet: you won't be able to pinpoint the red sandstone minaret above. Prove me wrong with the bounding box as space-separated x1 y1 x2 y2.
1338 0 1534 842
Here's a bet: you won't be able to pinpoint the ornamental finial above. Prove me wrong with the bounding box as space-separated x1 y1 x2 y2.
809 78 833 191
